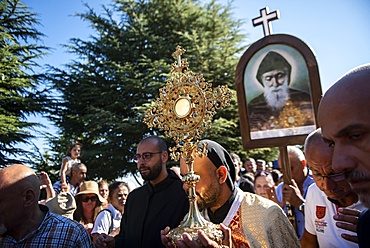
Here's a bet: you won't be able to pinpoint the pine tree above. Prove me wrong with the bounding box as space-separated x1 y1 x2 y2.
47 0 248 180
0 0 49 167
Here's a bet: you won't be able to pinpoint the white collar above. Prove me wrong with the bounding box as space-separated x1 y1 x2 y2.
203 188 244 226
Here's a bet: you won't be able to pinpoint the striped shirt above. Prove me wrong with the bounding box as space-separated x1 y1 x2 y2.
0 205 92 247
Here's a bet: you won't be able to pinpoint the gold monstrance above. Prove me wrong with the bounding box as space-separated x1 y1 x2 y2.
143 46 232 246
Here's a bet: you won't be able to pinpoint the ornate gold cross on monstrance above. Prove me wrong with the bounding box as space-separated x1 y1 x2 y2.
144 46 232 245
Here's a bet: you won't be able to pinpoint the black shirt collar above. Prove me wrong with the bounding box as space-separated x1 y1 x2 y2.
207 189 236 224
145 169 180 193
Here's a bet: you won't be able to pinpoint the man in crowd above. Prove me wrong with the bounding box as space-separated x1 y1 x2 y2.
318 64 370 247
248 51 314 132
0 164 92 247
276 146 315 239
301 128 365 247
53 162 87 196
256 159 266 173
243 157 256 175
96 135 188 248
161 139 299 247
231 153 255 193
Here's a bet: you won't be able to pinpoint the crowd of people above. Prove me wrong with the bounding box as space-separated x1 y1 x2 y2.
0 64 369 247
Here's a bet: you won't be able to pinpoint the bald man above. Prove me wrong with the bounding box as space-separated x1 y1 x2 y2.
301 128 365 247
276 146 315 240
318 64 370 248
0 164 92 247
53 162 87 196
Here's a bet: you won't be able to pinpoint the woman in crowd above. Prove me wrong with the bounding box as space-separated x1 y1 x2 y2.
254 170 282 207
98 180 110 208
91 181 130 244
98 180 110 201
74 181 106 235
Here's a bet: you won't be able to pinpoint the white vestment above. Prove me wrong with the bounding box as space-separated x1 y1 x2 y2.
204 188 300 248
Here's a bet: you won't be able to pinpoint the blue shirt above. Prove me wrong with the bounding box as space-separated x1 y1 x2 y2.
52 180 79 196
276 174 314 239
0 205 92 247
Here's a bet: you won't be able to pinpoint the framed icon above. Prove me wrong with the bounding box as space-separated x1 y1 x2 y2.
236 34 322 149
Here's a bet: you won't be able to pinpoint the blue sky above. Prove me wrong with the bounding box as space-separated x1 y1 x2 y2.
22 0 370 152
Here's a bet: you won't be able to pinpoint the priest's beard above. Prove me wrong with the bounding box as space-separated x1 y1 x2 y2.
139 159 162 181
196 179 222 212
264 79 289 111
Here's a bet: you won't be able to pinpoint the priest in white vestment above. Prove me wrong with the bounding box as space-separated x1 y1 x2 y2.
161 139 300 248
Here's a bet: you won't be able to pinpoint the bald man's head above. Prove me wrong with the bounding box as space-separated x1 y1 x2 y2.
318 64 370 207
0 164 42 233
0 164 39 191
319 64 370 126
304 128 328 162
0 164 40 200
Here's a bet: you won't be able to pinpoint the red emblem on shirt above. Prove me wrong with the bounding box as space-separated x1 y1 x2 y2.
316 206 326 219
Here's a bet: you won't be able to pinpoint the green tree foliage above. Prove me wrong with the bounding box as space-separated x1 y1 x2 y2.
46 0 249 180
0 0 49 167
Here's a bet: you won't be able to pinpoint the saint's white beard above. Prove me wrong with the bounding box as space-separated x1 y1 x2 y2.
264 79 289 111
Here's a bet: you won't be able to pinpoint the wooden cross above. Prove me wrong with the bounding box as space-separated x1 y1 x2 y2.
252 7 280 36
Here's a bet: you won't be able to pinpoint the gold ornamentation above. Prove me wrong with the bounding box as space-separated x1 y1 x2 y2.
144 45 232 161
274 101 308 128
143 46 233 246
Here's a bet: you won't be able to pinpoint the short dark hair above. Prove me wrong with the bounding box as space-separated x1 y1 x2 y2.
70 163 86 177
108 181 130 199
140 135 168 152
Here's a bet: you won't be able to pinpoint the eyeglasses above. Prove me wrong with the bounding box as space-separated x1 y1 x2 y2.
81 196 98 202
313 172 345 182
133 152 162 162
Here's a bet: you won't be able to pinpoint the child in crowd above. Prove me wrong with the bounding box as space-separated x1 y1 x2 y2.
60 141 82 190
98 180 110 201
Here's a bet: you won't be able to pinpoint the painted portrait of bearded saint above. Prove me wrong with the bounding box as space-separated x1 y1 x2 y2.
247 51 314 138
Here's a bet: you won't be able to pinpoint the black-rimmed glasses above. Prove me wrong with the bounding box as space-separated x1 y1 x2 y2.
133 152 162 162
313 172 345 182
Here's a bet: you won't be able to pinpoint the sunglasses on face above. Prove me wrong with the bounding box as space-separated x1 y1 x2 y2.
133 152 162 162
81 195 98 202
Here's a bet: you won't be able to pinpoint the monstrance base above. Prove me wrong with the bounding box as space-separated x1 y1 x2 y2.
168 222 223 247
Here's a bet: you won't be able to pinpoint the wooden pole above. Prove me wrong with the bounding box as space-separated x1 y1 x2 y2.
279 146 297 233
